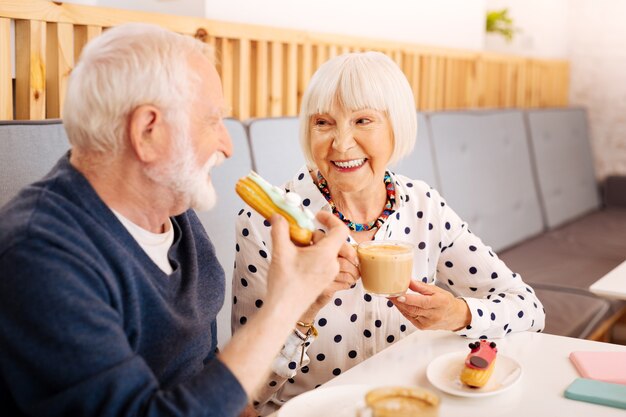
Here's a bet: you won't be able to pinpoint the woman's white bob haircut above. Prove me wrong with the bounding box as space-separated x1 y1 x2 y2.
63 23 214 156
299 51 417 168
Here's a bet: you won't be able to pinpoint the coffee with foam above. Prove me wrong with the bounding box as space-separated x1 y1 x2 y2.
357 241 414 296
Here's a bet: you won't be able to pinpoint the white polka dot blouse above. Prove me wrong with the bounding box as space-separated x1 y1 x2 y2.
232 166 546 415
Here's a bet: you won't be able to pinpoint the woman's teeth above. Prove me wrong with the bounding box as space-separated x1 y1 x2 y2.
333 158 366 168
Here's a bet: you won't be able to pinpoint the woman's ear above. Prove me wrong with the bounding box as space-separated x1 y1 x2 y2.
128 104 168 163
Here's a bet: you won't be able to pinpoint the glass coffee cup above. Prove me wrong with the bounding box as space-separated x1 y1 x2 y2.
357 240 414 297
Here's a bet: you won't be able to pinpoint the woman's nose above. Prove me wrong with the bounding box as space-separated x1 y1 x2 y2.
332 127 356 152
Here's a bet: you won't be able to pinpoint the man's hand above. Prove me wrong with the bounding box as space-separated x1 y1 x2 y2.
265 211 350 318
297 235 359 325
390 280 471 331
219 211 349 397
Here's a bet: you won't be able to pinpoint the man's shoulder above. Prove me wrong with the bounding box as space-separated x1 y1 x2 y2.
0 175 90 258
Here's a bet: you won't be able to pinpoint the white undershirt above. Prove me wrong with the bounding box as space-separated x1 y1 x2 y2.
112 209 174 274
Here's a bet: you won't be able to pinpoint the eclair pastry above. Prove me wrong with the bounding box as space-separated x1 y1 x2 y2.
235 171 315 245
460 340 497 388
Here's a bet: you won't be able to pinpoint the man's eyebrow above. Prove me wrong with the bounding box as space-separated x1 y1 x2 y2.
207 106 232 118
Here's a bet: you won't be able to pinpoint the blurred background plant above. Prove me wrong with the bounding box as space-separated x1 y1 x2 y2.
486 8 518 42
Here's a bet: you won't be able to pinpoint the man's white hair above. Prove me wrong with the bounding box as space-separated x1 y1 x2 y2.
299 51 417 168
63 23 214 156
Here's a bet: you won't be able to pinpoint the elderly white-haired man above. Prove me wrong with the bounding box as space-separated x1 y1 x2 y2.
0 23 350 417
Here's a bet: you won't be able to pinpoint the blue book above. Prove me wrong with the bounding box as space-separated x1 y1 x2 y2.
564 378 626 410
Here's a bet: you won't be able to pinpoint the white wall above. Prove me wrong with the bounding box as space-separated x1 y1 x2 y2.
99 0 204 17
484 0 626 179
61 0 97 5
568 0 626 179
63 0 203 16
204 0 486 50
484 0 569 58
63 0 487 50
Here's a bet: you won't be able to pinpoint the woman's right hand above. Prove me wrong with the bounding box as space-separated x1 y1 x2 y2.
297 237 359 326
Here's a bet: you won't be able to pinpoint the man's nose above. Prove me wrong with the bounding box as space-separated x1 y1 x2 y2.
219 122 234 158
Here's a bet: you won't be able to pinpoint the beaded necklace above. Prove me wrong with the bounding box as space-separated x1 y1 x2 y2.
315 171 396 232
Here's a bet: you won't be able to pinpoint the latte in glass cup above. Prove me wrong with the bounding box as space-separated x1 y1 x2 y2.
357 241 414 297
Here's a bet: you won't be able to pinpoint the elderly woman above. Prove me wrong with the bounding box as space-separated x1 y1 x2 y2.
232 51 545 415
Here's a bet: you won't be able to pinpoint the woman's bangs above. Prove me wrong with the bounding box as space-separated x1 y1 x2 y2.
336 76 387 113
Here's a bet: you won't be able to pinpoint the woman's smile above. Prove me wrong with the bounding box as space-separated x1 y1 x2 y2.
332 158 368 171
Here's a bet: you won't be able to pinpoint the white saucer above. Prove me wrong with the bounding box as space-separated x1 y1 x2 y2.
426 350 522 398
278 384 373 417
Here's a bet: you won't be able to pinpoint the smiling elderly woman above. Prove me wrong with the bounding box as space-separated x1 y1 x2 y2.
232 51 545 415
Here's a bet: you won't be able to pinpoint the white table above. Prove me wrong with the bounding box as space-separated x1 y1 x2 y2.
314 330 626 416
590 260 626 300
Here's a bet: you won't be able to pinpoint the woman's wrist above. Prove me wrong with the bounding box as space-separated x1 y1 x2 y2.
452 298 472 331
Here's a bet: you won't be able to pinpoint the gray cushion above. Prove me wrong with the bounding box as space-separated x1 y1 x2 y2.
195 118 253 347
0 120 70 209
534 285 610 339
247 117 304 186
526 108 600 228
500 209 626 297
429 110 544 252
392 113 439 189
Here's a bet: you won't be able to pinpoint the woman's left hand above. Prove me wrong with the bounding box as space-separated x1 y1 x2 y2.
390 280 472 331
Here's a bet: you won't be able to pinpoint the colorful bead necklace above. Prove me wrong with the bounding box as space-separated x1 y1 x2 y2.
315 171 396 232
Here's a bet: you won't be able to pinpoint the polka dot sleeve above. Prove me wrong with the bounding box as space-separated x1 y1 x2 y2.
431 188 546 339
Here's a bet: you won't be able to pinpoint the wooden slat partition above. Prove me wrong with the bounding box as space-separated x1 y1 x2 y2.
15 19 46 120
73 25 101 62
0 0 570 121
233 38 250 120
0 17 12 119
46 21 72 118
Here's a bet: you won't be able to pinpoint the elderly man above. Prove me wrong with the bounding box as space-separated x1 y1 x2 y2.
0 23 350 416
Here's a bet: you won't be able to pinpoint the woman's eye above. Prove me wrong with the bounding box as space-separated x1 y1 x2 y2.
314 118 329 126
356 118 371 125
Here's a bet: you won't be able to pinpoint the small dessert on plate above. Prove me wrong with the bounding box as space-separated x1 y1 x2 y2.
235 171 315 245
460 340 497 388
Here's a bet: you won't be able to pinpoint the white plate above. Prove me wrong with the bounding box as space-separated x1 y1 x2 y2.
426 350 522 398
278 384 374 417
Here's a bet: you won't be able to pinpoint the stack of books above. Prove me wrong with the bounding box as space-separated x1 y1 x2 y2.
565 351 626 410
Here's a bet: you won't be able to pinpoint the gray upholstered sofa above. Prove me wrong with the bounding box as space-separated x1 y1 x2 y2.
244 108 626 341
2 108 625 346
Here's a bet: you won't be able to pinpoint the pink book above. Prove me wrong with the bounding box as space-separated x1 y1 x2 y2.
569 351 626 385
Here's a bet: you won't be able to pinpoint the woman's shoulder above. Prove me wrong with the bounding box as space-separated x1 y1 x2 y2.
389 171 437 194
283 165 315 190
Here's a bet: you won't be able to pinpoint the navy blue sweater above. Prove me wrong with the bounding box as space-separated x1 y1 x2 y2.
0 155 247 416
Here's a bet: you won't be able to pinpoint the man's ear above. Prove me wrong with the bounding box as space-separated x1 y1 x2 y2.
128 105 167 163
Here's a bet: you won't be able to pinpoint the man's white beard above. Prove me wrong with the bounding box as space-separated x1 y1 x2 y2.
145 129 225 212
188 150 225 212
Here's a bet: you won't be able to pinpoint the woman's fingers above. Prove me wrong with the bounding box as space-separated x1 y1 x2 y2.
390 282 459 330
337 257 359 282
338 241 359 267
408 280 436 295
